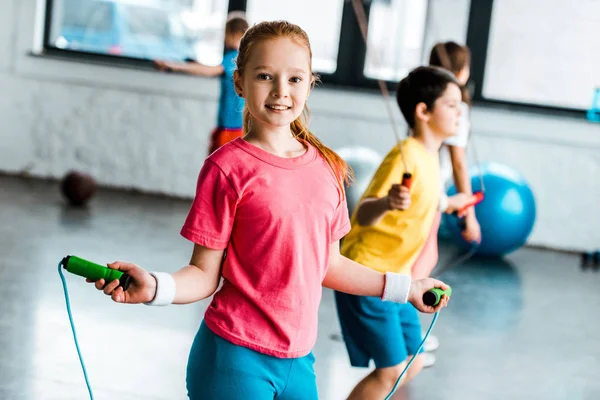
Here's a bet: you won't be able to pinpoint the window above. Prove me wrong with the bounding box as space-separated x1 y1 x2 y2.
43 0 430 89
61 1 112 31
47 0 230 62
364 0 428 81
245 0 344 73
178 0 231 66
467 0 599 112
126 6 171 39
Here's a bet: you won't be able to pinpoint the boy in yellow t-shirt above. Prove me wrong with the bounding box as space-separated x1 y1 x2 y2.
336 66 470 400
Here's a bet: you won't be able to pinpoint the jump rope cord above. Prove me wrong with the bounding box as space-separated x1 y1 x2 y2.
384 312 439 400
58 261 95 400
349 0 410 173
350 0 401 144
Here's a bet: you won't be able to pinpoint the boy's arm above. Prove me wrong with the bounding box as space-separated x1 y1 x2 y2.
355 196 392 226
355 150 411 226
355 183 411 226
155 60 224 77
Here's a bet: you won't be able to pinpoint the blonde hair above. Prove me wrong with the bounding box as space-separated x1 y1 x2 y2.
236 20 353 193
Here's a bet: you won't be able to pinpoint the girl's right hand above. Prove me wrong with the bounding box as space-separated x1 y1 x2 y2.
87 262 157 304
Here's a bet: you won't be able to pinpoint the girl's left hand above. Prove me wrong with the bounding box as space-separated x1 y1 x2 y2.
408 278 450 313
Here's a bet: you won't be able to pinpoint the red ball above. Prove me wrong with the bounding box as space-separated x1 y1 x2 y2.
60 171 97 206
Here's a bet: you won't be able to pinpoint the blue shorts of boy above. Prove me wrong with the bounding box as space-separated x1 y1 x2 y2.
334 291 424 368
186 321 318 400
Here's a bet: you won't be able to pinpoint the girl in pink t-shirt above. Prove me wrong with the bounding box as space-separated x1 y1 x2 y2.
90 21 450 400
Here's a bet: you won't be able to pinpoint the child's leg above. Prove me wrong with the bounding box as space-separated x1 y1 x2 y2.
208 127 243 155
207 127 221 155
335 293 425 400
347 355 424 400
218 127 243 147
276 351 319 400
186 321 318 400
411 212 442 280
347 303 425 399
186 321 275 399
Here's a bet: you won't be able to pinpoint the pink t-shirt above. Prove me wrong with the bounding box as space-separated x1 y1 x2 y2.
180 138 350 358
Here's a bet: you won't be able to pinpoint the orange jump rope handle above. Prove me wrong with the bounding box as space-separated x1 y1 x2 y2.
401 173 412 189
457 191 485 216
454 191 485 230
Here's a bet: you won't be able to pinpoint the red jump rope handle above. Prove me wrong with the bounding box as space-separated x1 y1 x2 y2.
401 173 412 189
457 191 484 216
454 191 485 231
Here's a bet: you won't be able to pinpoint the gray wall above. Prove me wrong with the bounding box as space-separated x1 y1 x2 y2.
1 0 599 252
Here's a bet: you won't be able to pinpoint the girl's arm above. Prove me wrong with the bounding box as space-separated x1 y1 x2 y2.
171 244 224 304
92 243 224 305
449 146 472 196
322 242 386 297
155 60 224 77
322 241 449 313
449 145 481 242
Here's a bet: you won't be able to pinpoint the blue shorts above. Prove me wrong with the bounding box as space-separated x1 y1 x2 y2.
334 291 423 369
186 321 318 400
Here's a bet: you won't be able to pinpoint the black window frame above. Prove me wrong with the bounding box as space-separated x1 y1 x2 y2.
40 0 423 93
466 0 587 118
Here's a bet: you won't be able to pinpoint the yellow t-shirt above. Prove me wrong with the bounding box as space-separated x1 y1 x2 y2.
341 137 440 275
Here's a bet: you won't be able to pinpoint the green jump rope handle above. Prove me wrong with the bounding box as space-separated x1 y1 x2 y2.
423 286 452 307
61 255 132 291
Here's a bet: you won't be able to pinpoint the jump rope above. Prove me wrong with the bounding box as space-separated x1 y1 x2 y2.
58 256 452 400
58 7 484 400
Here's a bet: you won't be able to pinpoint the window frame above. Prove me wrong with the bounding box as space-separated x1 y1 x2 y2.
40 0 424 93
466 0 587 118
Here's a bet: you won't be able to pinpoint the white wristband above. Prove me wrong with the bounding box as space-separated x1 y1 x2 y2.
144 272 176 306
381 272 411 303
438 194 448 213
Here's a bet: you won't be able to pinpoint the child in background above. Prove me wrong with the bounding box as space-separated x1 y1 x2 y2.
91 22 450 400
155 13 249 155
430 41 481 244
411 42 483 361
335 66 470 400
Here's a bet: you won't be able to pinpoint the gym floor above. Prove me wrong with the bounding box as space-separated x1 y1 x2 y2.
1 175 599 400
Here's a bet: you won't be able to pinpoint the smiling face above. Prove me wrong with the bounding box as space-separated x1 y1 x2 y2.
234 37 313 133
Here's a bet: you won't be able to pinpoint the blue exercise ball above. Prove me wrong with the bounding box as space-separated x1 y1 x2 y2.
336 147 383 217
444 162 536 257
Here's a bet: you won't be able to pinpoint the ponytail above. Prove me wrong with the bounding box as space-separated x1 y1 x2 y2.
292 106 354 195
